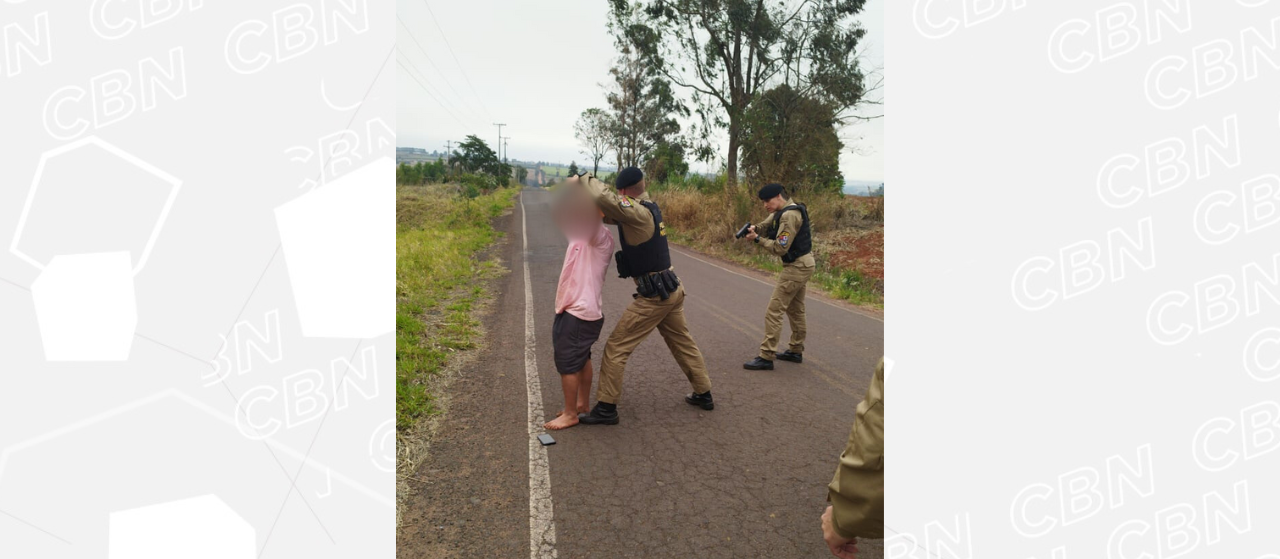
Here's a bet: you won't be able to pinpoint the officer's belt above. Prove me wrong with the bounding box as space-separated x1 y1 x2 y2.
632 269 680 300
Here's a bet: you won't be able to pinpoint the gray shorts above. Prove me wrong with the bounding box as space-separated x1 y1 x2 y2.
552 312 603 375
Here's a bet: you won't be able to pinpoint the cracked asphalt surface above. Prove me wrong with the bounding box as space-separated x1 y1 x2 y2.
398 187 884 558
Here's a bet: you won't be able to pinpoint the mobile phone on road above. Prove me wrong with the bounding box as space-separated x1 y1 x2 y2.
537 434 555 446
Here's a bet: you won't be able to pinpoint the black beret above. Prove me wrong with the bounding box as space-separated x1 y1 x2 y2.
616 167 644 189
757 183 786 200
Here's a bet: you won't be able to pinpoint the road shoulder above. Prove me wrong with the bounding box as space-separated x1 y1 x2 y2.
397 206 532 558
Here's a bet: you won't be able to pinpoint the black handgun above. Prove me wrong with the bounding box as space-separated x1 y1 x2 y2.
735 222 753 239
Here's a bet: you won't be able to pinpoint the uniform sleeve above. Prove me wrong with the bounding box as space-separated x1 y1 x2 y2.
755 209 801 257
827 359 885 540
577 173 654 245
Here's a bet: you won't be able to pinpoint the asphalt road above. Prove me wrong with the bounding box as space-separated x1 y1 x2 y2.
399 187 884 558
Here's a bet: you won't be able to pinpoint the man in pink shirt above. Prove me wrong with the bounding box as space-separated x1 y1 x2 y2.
545 187 614 430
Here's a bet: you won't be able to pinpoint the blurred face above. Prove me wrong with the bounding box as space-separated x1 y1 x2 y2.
764 194 787 213
553 186 601 240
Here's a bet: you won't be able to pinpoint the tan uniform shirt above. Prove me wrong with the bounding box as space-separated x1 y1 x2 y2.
755 207 816 267
577 173 655 246
827 359 885 539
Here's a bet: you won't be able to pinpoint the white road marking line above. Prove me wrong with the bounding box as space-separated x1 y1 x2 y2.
521 192 558 559
669 246 884 323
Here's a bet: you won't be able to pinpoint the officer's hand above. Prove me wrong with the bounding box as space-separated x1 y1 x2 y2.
821 506 857 559
744 225 758 242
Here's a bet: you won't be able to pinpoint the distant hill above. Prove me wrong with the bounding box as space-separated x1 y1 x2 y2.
843 180 884 197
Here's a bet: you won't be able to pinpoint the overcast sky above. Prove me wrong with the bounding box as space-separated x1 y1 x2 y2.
396 0 883 183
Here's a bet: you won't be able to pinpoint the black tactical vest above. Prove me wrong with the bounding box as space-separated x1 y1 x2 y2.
616 199 672 275
766 203 812 264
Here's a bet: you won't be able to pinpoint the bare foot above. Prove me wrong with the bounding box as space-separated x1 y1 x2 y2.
576 401 590 414
544 413 579 430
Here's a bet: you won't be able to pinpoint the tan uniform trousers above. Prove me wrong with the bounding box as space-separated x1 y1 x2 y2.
596 284 713 404
759 261 815 360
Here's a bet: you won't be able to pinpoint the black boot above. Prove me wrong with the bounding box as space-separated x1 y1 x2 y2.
578 402 619 425
743 357 774 370
685 391 714 410
775 350 803 363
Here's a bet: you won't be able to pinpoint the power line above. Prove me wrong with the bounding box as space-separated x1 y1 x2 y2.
419 0 494 121
395 14 485 125
395 58 469 129
395 52 476 130
396 53 461 120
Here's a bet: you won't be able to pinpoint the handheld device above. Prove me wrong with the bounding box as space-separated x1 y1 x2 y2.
537 434 556 446
734 222 753 239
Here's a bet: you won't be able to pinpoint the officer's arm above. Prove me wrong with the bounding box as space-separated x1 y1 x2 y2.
576 173 654 244
753 215 773 234
749 214 773 247
827 359 885 540
756 210 800 257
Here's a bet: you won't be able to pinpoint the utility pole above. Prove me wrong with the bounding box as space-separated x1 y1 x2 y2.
443 140 454 178
492 123 506 160
501 136 510 163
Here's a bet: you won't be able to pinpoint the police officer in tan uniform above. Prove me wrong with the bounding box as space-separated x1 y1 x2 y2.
567 167 714 425
821 358 884 558
741 183 815 370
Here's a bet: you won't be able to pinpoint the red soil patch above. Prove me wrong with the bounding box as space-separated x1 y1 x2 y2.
826 227 883 281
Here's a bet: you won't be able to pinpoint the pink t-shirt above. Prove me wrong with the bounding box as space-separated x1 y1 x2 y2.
555 223 614 321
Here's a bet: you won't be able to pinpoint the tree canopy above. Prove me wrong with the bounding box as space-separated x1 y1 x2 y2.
452 135 511 180
644 141 689 184
608 0 873 188
604 43 687 171
575 108 613 175
740 83 844 193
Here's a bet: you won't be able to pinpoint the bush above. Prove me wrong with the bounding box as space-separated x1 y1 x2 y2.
458 173 503 196
396 160 448 185
679 172 727 194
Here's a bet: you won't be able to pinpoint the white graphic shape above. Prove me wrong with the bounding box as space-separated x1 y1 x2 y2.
30 252 137 361
11 136 181 274
11 136 180 361
274 157 392 338
108 494 254 559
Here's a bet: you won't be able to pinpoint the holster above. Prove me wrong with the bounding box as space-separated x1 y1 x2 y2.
659 269 680 292
614 250 632 278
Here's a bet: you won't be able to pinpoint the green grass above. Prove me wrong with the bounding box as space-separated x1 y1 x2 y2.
396 184 517 431
540 165 571 178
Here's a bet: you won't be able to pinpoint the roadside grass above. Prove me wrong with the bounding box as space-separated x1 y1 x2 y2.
652 183 884 309
396 183 517 431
